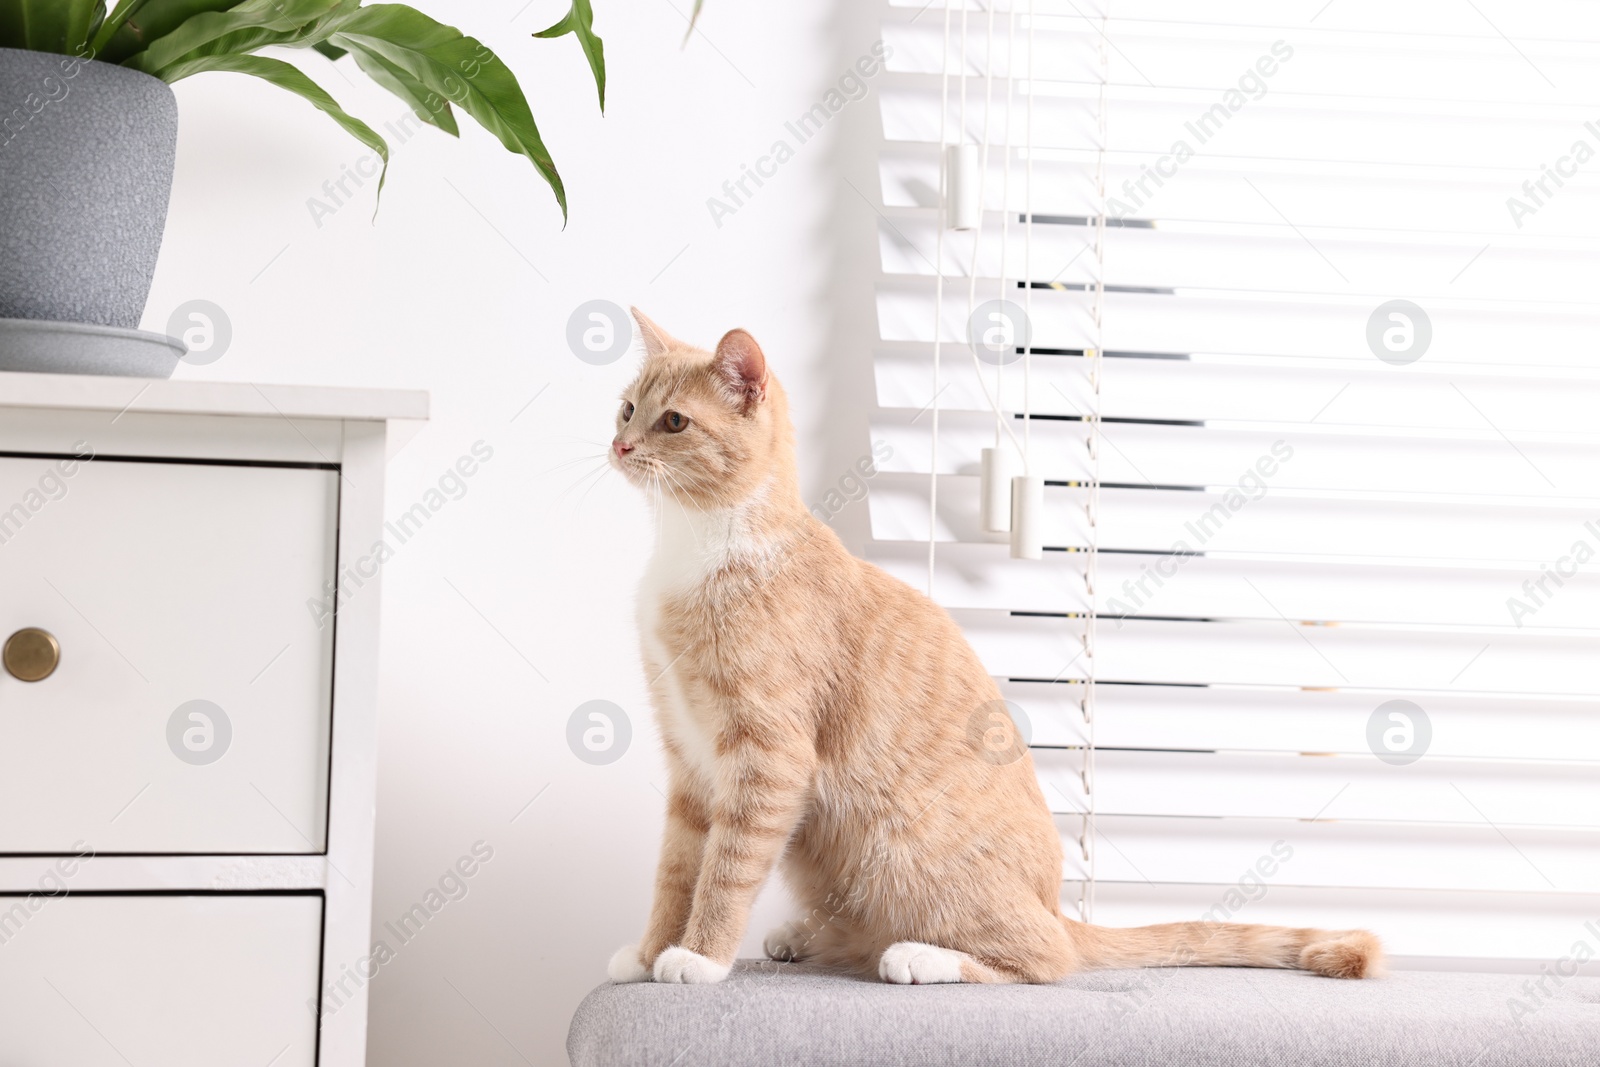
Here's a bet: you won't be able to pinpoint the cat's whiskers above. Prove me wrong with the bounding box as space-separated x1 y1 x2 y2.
556 466 606 507
648 461 709 564
573 460 615 513
547 434 615 447
640 460 691 537
558 457 614 512
652 458 698 510
540 451 611 478
635 454 688 510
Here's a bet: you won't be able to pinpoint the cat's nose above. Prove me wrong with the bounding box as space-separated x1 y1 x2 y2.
613 437 633 457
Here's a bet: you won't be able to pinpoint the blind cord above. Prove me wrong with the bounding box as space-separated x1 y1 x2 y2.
1024 0 1035 478
1081 0 1113 924
963 0 1025 458
929 0 955 597
997 3 1017 455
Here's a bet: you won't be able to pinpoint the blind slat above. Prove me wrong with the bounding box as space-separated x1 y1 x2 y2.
871 410 1600 499
1057 815 1600 894
1018 682 1600 761
873 348 1600 433
866 543 1600 631
957 610 1594 693
869 475 1600 565
1036 748 1600 826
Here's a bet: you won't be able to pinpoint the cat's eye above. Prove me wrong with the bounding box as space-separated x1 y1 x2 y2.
621 401 635 422
662 411 689 433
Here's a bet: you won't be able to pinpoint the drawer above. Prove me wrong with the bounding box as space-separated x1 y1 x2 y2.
0 893 321 1066
0 454 338 853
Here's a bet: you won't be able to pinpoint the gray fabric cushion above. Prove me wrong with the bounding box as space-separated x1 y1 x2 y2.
568 960 1600 1066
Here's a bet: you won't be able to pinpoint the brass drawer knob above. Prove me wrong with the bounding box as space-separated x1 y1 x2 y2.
4 628 60 682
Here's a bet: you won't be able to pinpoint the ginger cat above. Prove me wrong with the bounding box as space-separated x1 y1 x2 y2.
606 310 1382 986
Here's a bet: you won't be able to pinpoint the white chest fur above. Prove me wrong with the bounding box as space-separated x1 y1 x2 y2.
636 487 776 780
636 591 719 780
643 483 776 593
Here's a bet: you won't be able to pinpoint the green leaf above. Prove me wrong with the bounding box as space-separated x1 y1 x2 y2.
348 45 458 136
0 4 25 50
85 0 109 45
156 52 388 196
682 0 703 47
95 0 235 63
88 0 144 53
142 0 357 67
312 40 346 60
532 0 604 113
129 0 343 74
325 4 566 218
144 12 340 65
3 0 102 52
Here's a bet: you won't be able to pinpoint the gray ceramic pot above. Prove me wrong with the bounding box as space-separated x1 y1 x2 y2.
0 47 178 330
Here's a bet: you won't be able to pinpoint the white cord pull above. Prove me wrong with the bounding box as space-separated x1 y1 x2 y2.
981 446 1018 533
1010 474 1044 559
946 143 980 230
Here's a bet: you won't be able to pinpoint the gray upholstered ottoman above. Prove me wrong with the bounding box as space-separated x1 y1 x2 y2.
568 961 1600 1066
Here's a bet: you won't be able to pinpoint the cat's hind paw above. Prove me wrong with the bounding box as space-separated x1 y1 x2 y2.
763 920 816 962
878 941 965 985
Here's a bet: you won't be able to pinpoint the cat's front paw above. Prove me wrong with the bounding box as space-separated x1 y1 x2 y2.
653 945 731 984
607 943 653 983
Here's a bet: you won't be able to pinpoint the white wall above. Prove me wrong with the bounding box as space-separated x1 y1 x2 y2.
143 1 885 1062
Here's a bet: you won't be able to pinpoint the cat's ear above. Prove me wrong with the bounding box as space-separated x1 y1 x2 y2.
713 328 768 410
630 307 677 360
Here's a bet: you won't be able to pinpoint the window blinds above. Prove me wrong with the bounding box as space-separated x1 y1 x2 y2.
867 0 1600 970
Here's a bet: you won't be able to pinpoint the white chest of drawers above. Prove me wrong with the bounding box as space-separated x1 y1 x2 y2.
0 373 425 1067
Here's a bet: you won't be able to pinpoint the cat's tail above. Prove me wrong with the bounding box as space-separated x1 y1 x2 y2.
1064 918 1384 979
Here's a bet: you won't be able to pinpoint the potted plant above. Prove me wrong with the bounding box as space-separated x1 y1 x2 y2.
0 0 603 375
